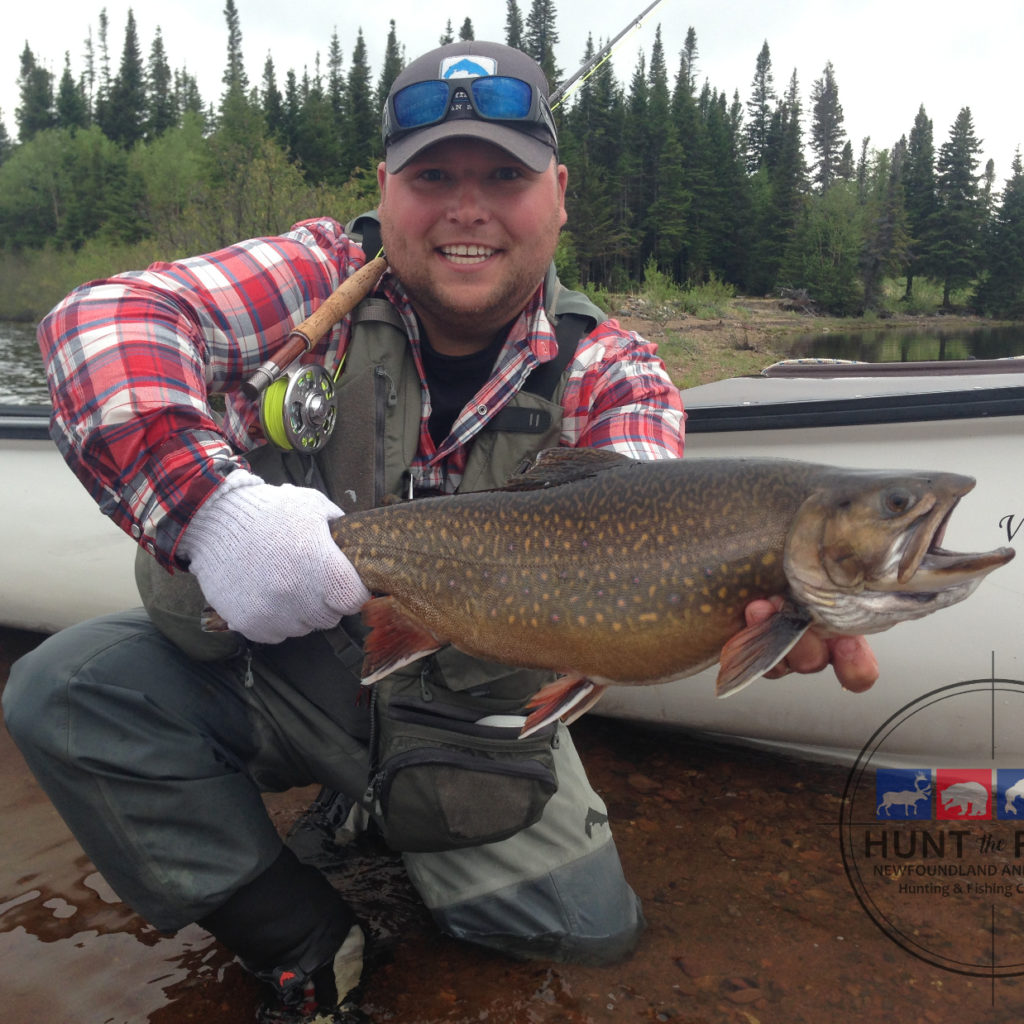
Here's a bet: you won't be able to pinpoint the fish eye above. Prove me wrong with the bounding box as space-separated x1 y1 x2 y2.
883 488 915 516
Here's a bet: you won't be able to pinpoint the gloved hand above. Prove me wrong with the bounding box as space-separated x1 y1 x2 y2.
181 469 371 644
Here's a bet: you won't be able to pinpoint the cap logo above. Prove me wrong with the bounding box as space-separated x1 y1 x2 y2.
439 55 498 80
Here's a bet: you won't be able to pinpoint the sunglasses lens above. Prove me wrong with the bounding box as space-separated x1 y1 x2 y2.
472 77 533 119
393 81 451 128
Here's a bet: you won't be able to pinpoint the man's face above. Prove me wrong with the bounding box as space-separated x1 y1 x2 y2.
377 137 568 352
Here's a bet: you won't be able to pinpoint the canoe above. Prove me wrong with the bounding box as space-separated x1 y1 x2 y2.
2 357 1022 764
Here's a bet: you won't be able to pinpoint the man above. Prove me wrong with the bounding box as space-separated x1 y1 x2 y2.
4 41 877 1023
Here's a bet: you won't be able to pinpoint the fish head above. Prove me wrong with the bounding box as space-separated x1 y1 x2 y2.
783 468 1015 635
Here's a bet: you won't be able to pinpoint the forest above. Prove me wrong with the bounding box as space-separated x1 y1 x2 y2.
1 0 1023 322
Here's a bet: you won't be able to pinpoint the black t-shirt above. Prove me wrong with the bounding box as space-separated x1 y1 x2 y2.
420 331 506 446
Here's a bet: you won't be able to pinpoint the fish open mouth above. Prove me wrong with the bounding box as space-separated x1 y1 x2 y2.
895 497 1015 591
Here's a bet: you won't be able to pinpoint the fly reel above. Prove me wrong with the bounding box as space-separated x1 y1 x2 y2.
259 363 337 453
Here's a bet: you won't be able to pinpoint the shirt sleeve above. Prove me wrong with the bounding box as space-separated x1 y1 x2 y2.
559 319 686 459
38 217 362 567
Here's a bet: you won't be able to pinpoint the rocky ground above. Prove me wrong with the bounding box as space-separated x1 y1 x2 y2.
5 625 1024 1024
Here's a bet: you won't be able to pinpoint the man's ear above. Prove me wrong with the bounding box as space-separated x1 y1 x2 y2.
377 161 388 203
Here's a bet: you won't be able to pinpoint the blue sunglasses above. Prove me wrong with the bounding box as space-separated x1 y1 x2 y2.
383 76 556 145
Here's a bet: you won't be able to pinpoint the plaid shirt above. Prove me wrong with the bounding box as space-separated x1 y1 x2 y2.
39 217 685 569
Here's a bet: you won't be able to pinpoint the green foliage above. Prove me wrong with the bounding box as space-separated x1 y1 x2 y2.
0 9 1021 326
788 181 864 315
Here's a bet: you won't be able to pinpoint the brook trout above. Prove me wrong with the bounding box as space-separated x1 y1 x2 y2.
330 449 1014 733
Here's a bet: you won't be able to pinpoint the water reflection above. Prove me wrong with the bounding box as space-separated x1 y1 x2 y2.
788 324 1024 363
0 322 48 405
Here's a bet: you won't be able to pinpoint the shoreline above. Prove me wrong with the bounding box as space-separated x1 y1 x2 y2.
614 295 1018 388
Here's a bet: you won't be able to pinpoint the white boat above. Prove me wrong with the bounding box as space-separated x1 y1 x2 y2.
2 357 1023 765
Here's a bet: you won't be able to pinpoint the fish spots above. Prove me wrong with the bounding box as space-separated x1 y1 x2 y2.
761 552 777 567
700 603 712 614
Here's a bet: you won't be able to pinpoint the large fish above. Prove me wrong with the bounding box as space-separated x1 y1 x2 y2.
330 449 1014 734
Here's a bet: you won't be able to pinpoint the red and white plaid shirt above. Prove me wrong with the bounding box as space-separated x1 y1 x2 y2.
39 217 685 569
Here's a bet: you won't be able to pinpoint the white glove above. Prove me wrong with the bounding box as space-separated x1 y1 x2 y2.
180 469 371 644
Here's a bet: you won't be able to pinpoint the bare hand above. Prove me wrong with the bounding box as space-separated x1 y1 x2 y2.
744 597 879 693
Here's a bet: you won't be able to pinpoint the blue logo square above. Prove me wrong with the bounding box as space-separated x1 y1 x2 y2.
996 769 1024 820
875 769 932 819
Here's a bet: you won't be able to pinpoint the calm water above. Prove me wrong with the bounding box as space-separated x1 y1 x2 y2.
5 321 1024 407
787 323 1024 363
0 322 48 405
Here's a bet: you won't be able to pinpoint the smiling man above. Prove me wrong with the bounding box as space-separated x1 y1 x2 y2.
5 40 876 1024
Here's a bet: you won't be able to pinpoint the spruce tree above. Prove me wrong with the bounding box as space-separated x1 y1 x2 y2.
902 105 939 298
974 150 1024 318
146 29 177 139
524 0 560 85
459 18 475 41
56 54 89 131
860 144 912 311
16 44 56 142
343 30 377 175
809 61 846 191
0 114 12 166
505 0 525 50
743 41 775 173
100 11 146 147
375 21 404 121
261 54 287 146
439 20 454 46
934 106 984 306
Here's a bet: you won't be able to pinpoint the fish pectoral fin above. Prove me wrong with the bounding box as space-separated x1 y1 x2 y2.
359 596 443 686
715 607 812 698
520 674 604 737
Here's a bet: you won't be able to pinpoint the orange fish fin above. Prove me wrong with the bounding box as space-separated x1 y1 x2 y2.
520 674 599 737
359 596 443 686
715 607 812 698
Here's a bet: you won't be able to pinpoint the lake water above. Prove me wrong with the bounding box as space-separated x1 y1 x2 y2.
0 322 48 405
786 323 1024 363
4 320 1024 407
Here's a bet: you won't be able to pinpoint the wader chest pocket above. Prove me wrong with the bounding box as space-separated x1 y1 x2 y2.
365 691 558 853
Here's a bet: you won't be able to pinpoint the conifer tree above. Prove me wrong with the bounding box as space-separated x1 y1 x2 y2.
902 105 939 298
56 54 90 131
459 18 475 41
934 106 984 306
809 61 847 191
375 21 404 121
343 30 377 175
974 150 1024 318
0 113 12 166
146 29 176 139
16 44 56 142
222 0 249 99
505 0 525 50
99 11 146 147
645 27 688 276
561 35 626 284
439 20 454 46
261 54 287 145
743 41 775 173
860 143 912 310
524 0 560 85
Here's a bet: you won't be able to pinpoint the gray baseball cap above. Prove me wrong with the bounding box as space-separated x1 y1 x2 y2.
382 41 558 173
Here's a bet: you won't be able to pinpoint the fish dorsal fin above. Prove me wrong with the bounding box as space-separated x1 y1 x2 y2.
502 446 637 492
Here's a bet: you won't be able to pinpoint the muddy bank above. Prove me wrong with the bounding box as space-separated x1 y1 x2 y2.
3 625 1023 1023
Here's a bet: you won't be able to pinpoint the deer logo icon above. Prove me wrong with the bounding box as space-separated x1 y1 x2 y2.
877 771 931 817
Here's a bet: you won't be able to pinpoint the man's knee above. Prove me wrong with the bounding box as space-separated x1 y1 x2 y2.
3 629 74 756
